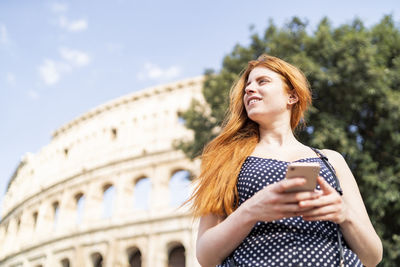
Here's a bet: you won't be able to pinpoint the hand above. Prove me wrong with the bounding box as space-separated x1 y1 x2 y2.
296 176 347 224
244 178 322 223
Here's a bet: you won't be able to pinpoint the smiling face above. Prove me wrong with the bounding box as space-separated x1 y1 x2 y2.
243 66 296 126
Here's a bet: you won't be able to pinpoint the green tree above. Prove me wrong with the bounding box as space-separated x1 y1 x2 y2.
176 15 400 266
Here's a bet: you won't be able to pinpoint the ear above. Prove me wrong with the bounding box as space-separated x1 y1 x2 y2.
288 91 299 105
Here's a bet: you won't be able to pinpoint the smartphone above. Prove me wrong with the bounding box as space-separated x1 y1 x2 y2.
285 162 320 192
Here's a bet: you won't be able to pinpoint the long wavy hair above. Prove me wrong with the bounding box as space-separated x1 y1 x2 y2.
189 54 312 217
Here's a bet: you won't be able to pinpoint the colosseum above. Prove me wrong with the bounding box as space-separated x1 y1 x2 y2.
0 77 204 267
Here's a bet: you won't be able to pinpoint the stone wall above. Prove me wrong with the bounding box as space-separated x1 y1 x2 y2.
0 77 204 267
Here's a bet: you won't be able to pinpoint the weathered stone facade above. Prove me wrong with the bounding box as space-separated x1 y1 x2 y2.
0 77 204 267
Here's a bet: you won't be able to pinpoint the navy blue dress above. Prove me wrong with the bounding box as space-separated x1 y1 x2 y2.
218 155 363 267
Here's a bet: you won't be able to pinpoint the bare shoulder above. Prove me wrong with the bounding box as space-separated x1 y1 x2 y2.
320 148 347 166
320 149 355 185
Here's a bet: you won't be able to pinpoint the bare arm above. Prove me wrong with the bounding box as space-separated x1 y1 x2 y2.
196 178 322 266
298 149 382 267
196 207 255 267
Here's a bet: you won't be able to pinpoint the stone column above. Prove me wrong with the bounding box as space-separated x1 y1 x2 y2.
113 173 133 218
150 165 170 211
84 181 102 224
57 189 76 231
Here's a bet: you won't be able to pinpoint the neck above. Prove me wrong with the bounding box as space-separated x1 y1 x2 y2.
258 121 298 148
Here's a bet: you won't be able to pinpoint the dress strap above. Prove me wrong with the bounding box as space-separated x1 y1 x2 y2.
310 147 345 266
310 147 343 195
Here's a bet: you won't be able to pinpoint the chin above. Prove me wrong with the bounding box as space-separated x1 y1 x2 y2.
246 112 262 124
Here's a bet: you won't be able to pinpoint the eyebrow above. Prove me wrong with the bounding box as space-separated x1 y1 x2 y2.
246 75 272 86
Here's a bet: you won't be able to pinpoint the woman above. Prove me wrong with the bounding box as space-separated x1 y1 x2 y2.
190 55 382 266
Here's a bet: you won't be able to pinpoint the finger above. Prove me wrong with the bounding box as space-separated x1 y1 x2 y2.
317 176 336 193
302 214 342 223
282 191 322 204
298 205 338 217
278 203 315 213
298 194 338 208
275 178 306 193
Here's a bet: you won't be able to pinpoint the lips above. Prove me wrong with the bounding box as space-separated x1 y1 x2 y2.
247 96 262 106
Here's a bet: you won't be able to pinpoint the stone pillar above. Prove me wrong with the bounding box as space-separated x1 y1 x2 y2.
146 235 159 267
0 224 5 259
113 174 133 218
84 181 102 224
18 210 31 249
150 165 170 211
57 189 76 231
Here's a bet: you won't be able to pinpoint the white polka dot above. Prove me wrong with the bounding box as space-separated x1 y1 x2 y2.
218 154 363 266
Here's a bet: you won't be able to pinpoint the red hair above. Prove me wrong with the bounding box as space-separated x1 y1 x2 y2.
189 54 312 217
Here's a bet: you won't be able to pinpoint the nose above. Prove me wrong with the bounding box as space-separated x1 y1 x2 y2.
245 83 256 95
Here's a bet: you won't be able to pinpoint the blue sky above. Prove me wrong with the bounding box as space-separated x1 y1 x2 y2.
0 0 399 218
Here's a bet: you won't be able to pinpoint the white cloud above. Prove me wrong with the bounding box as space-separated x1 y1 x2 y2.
59 16 88 32
38 47 90 86
51 2 68 13
38 59 64 85
6 72 16 85
0 23 9 44
59 47 90 66
137 63 181 81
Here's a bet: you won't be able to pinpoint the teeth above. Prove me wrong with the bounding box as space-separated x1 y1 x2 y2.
249 99 260 105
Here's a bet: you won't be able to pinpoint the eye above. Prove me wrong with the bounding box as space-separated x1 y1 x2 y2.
259 79 268 85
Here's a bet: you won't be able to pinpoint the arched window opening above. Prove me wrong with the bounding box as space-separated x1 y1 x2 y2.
169 170 191 207
133 178 151 211
111 128 118 139
128 248 142 267
168 245 185 267
91 252 103 267
75 193 85 225
176 111 185 125
102 184 115 219
4 222 9 235
32 211 38 231
16 217 21 234
61 258 70 267
53 201 60 229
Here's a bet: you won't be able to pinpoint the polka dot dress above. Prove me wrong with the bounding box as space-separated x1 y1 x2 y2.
218 155 363 267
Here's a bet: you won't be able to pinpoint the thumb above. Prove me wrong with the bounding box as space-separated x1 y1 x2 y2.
317 176 336 194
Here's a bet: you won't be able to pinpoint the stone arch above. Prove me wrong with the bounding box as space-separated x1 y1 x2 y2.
91 252 103 267
0 223 5 253
167 241 186 267
11 213 21 237
1 219 12 251
0 221 6 240
169 167 194 181
60 258 70 267
32 211 39 232
127 246 142 267
133 175 151 211
52 201 60 229
74 192 85 225
168 169 192 207
0 77 203 266
102 183 115 219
